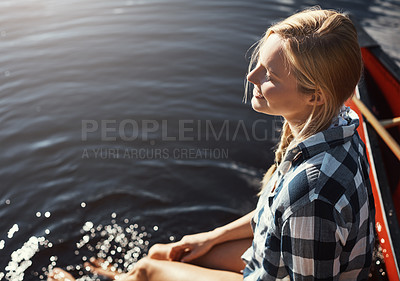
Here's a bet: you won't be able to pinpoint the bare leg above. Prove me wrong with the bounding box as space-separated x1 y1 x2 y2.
148 238 251 272
190 238 251 273
48 238 252 281
87 238 251 281
119 258 243 281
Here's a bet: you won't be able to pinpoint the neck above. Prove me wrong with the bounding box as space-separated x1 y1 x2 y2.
286 119 302 139
284 104 319 139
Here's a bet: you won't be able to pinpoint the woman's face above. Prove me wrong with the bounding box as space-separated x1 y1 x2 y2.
248 34 314 124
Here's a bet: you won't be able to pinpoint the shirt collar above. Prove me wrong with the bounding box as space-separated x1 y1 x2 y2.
296 106 359 160
278 106 359 168
269 106 359 194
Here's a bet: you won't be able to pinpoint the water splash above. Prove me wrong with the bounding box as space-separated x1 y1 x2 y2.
3 217 151 281
7 224 19 239
45 218 149 280
0 240 5 250
5 236 47 281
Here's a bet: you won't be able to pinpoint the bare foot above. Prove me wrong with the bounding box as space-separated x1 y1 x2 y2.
47 268 76 281
84 257 122 280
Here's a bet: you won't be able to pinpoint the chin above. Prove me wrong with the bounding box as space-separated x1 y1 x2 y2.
252 105 277 116
251 105 268 114
251 100 266 114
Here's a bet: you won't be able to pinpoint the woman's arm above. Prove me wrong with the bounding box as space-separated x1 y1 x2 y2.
210 210 255 244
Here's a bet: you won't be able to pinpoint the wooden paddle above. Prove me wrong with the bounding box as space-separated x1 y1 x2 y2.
380 117 400 129
351 96 400 161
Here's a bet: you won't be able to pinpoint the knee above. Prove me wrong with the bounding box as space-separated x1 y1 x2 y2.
148 244 161 257
134 257 153 275
148 243 169 260
122 258 152 281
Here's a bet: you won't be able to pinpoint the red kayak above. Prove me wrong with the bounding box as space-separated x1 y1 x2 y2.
346 17 400 281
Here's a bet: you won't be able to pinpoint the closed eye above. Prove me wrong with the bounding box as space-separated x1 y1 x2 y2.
265 70 276 83
260 63 279 82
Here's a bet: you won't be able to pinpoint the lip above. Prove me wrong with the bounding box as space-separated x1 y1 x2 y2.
253 89 264 99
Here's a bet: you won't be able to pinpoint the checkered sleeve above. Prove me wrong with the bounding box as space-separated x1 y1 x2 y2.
281 200 346 280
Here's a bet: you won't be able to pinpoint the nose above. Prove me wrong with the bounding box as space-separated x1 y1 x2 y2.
247 65 261 85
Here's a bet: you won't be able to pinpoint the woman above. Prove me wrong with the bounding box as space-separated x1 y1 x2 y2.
49 7 375 281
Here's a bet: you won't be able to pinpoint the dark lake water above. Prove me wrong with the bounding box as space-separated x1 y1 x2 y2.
0 0 399 280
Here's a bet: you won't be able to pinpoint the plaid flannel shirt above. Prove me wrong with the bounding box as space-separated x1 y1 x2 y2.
242 107 375 281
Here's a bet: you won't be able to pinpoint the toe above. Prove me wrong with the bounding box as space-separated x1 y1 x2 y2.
84 261 117 279
47 268 76 281
88 257 115 271
89 257 104 266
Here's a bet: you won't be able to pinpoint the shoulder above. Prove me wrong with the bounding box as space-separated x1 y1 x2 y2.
280 133 369 221
315 132 370 205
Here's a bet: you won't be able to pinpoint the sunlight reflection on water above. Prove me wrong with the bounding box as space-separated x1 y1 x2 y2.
4 215 152 281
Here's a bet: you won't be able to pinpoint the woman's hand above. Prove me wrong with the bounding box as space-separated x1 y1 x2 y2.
168 232 217 262
148 231 218 263
148 210 255 263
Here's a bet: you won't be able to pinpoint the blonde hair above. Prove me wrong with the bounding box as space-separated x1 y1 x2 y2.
246 7 362 192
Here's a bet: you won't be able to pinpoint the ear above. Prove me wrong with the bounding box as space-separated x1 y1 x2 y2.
307 92 325 106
